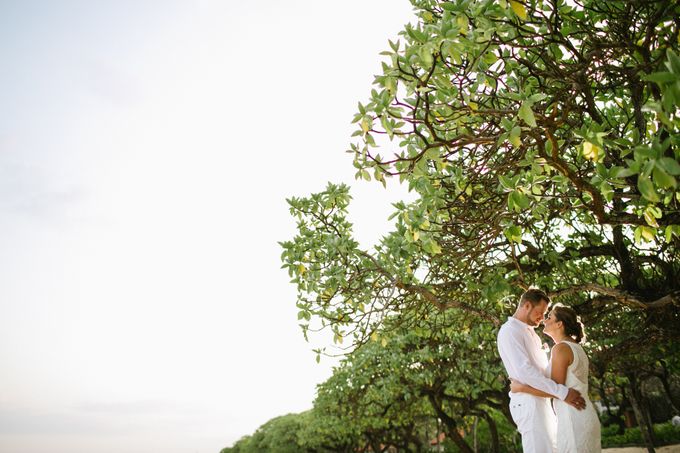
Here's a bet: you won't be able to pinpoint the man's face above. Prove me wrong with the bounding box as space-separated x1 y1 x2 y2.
526 300 549 327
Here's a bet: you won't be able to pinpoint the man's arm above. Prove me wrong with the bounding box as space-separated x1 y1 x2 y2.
498 327 569 400
509 343 587 410
510 380 556 398
510 380 586 410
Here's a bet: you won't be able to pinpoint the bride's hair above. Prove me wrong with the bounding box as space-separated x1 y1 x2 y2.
552 305 585 343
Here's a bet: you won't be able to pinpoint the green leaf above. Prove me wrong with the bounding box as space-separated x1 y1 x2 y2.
666 49 680 74
638 175 660 202
509 126 522 148
664 225 680 243
528 93 548 103
653 167 676 189
508 190 530 212
419 46 434 66
498 174 515 191
643 71 678 84
503 225 523 244
518 101 537 127
600 182 613 202
657 157 680 176
422 239 442 255
611 166 637 178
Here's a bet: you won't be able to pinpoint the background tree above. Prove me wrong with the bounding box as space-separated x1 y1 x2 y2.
219 414 308 453
313 334 435 452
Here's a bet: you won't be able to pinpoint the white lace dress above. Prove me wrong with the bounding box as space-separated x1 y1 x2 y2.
551 341 601 453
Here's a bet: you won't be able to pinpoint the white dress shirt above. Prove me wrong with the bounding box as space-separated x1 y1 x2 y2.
497 316 569 400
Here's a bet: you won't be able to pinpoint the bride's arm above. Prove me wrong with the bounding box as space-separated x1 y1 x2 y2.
549 343 573 385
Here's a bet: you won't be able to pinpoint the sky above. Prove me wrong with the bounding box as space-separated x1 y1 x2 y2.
0 1 416 452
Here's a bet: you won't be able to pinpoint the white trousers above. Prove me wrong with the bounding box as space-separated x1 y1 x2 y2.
509 393 557 453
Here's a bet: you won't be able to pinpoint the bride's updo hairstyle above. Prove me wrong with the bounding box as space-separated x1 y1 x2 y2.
552 305 585 343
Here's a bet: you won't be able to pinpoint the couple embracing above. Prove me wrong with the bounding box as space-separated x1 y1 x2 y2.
497 288 601 453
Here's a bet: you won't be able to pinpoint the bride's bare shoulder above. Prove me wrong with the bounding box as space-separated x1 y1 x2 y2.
551 342 574 363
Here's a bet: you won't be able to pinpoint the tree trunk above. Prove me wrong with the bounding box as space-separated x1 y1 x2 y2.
481 411 500 453
472 416 478 452
426 393 474 453
367 435 382 453
445 426 474 453
658 362 680 414
626 373 656 453
598 378 626 433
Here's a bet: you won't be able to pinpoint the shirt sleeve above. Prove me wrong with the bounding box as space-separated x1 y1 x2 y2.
498 326 569 400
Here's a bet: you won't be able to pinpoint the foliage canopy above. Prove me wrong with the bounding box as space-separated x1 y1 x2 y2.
281 0 680 362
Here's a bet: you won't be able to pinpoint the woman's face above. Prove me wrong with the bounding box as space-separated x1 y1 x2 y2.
542 310 562 337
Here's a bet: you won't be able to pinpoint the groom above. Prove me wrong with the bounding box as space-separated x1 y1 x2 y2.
497 288 586 453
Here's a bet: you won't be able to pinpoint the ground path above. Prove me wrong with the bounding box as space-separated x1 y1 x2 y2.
603 446 680 453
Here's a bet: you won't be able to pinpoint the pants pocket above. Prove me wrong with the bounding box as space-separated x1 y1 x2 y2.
510 398 533 434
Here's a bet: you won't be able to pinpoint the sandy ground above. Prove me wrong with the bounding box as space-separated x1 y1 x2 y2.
603 445 680 453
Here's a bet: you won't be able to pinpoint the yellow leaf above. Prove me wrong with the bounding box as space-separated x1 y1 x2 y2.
456 15 469 35
381 338 388 347
371 332 379 342
582 141 601 161
297 264 307 275
360 117 371 133
509 0 527 20
641 226 655 242
385 77 396 94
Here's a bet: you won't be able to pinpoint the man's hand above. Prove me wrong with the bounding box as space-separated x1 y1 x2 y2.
565 388 586 410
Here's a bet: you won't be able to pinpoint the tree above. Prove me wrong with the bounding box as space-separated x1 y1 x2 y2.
280 0 680 450
220 414 308 453
313 332 436 453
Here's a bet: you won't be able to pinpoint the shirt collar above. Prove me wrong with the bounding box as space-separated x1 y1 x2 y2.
508 316 534 330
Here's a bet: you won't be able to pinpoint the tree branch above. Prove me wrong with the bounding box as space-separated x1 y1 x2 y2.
550 283 680 309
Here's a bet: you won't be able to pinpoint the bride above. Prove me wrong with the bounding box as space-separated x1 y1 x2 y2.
510 304 601 453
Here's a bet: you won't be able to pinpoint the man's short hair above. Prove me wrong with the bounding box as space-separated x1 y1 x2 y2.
519 288 550 308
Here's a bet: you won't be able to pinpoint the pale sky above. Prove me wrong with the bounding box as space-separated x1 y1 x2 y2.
0 1 416 452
